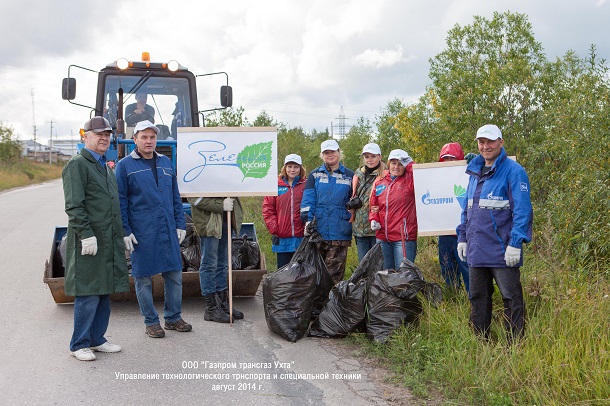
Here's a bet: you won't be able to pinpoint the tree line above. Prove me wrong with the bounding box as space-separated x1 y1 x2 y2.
206 11 610 275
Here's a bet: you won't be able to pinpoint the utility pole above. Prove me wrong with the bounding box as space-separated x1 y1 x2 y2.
49 120 53 165
31 88 37 159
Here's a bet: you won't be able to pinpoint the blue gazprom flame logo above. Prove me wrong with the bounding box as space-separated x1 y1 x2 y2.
421 190 454 205
421 185 468 207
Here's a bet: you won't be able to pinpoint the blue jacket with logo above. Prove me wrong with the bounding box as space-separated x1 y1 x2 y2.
457 148 533 268
115 150 186 277
300 163 354 241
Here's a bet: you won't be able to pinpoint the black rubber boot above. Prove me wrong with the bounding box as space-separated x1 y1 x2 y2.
216 290 244 320
203 294 230 323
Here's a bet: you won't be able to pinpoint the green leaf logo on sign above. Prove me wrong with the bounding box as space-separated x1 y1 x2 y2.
236 141 273 181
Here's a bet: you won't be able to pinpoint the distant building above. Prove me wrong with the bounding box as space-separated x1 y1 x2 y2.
20 139 74 163
51 138 79 157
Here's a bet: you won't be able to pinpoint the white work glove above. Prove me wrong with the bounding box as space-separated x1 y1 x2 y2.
223 197 234 212
177 229 186 244
81 236 98 256
457 242 468 262
124 233 138 253
304 221 311 236
370 220 381 231
505 246 521 267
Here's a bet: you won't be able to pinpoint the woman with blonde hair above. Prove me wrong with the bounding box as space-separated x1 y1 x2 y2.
263 154 307 268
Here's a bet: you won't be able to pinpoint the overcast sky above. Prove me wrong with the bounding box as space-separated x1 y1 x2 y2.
1 0 608 143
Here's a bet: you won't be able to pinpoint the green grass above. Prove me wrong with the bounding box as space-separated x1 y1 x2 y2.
348 238 610 405
0 160 64 191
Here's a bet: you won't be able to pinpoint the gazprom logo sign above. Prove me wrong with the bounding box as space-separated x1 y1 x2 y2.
421 189 454 205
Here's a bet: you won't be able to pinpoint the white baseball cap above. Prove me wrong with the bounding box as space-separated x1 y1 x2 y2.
361 143 381 155
133 120 159 136
475 124 502 141
320 139 340 152
387 149 412 167
284 153 302 165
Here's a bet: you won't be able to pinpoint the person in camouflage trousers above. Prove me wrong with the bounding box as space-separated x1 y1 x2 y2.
350 143 386 262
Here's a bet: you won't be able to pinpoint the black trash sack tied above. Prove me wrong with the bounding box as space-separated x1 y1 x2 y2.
308 243 384 338
366 258 442 343
53 234 67 278
181 215 201 272
231 234 261 270
263 223 333 342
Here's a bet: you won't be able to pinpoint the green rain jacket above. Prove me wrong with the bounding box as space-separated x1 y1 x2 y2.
62 148 129 296
188 197 243 239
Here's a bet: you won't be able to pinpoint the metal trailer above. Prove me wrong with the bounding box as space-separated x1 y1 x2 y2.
44 53 266 303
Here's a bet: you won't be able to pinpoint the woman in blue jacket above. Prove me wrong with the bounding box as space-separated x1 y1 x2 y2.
300 139 354 284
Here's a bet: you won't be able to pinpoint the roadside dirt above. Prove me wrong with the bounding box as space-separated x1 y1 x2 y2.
318 338 445 405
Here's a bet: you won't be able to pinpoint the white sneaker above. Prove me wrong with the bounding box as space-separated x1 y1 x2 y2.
71 348 96 361
91 341 122 353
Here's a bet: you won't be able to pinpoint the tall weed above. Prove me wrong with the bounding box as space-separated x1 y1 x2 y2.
349 237 610 405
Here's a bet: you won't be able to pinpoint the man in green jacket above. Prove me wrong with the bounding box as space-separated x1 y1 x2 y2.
187 197 244 323
62 116 129 361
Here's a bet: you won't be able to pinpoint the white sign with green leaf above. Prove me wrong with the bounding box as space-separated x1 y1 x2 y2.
177 127 278 197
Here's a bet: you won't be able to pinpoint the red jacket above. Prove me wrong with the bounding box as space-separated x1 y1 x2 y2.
369 164 418 242
263 176 306 238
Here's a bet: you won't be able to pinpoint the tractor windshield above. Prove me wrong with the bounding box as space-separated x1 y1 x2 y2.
101 74 193 139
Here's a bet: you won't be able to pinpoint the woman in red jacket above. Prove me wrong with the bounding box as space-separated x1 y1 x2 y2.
369 149 418 270
262 154 307 269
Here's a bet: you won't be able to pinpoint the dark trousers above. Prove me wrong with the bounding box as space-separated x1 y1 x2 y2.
276 252 294 269
438 235 470 293
469 266 525 343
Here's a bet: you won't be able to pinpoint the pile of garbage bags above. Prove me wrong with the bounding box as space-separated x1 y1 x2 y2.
179 214 261 272
263 233 442 343
232 235 261 270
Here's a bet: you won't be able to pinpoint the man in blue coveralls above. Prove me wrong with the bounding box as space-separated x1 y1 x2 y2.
115 120 191 338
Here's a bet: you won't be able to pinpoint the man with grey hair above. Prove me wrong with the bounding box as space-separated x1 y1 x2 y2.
62 116 129 361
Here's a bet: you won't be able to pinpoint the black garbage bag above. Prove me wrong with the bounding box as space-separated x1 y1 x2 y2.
398 258 443 306
181 215 201 272
231 235 260 270
308 243 384 338
307 278 367 338
295 227 334 319
366 258 443 343
53 234 67 278
366 269 423 343
263 227 333 342
350 242 385 282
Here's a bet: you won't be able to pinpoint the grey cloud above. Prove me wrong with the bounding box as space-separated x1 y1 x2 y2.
0 0 122 65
